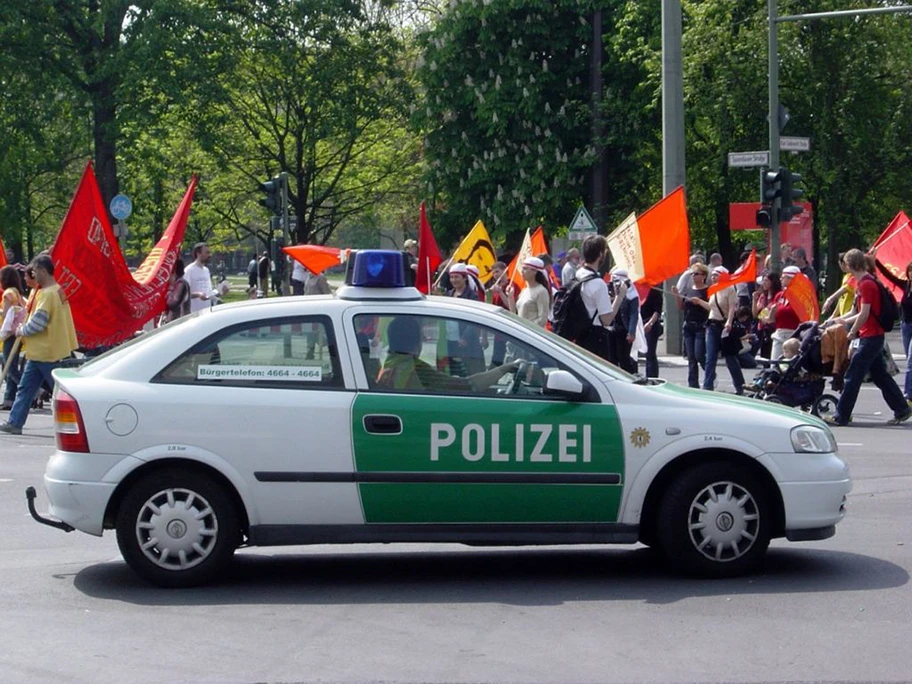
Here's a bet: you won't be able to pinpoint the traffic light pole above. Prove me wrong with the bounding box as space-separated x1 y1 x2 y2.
281 171 290 295
767 1 912 273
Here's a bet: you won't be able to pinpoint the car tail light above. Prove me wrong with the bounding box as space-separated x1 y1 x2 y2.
54 390 89 453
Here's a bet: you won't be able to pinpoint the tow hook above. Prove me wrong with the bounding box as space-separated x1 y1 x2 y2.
25 486 74 532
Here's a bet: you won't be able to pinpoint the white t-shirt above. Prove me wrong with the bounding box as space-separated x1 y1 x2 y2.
561 261 578 287
577 266 612 328
516 283 551 327
184 262 215 313
291 260 307 283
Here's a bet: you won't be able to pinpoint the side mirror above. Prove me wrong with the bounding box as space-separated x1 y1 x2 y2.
544 370 584 399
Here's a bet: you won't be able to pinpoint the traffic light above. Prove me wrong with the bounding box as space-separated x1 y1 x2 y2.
258 176 283 215
779 167 804 222
757 168 782 228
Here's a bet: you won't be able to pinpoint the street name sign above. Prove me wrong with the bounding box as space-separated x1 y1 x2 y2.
728 151 770 168
780 136 811 152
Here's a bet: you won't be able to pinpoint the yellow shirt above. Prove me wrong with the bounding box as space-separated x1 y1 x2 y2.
836 272 855 317
22 284 79 362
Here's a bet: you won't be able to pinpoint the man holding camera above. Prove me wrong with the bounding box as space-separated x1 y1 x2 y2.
607 268 639 374
576 235 627 361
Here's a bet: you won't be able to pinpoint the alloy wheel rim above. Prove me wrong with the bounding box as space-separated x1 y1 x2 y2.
134 487 219 571
687 481 760 562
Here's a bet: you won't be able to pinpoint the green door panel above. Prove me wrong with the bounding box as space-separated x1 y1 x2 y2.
352 394 624 524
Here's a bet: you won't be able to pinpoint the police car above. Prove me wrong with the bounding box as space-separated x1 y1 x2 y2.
27 250 850 587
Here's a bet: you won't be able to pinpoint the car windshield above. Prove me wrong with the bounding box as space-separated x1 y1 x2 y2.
494 308 636 382
75 313 198 376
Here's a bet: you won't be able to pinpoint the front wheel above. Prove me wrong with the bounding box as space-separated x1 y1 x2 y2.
116 469 241 588
813 393 840 419
657 462 772 577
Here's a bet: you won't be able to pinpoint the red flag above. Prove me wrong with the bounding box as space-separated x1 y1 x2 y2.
50 162 196 348
872 211 912 301
785 272 820 323
0 235 7 268
708 249 757 296
416 201 442 294
283 244 343 275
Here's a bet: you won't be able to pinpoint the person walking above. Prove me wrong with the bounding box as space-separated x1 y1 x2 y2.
511 257 552 328
823 248 911 427
680 263 710 388
184 243 218 313
695 266 745 394
164 258 191 323
0 254 78 435
875 258 912 405
0 265 25 410
640 285 664 379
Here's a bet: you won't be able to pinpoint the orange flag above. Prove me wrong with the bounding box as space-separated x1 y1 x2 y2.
708 249 757 296
283 245 343 275
785 272 820 322
607 186 690 285
506 226 549 291
416 201 442 294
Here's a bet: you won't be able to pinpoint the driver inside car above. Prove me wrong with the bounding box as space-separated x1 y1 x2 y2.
376 316 520 392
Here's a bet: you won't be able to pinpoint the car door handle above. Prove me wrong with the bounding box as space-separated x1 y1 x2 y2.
363 414 402 435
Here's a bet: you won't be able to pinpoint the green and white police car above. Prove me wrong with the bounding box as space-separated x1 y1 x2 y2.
28 250 850 587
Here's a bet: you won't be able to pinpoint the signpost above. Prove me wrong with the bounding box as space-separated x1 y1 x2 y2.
109 194 132 255
567 205 598 241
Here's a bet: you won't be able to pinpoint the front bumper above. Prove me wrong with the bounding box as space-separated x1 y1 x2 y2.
760 451 851 533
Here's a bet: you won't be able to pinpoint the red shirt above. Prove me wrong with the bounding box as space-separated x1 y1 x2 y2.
855 274 884 338
772 291 801 330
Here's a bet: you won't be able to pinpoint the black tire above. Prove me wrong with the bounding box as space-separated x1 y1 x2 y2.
657 462 772 578
765 395 785 405
813 393 840 419
115 469 241 588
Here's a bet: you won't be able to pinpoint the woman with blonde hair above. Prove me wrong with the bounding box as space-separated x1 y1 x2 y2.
0 266 25 410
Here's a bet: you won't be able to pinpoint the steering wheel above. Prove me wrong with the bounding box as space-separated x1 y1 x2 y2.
506 360 528 395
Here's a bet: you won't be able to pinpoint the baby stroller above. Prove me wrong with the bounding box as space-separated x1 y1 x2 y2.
745 322 840 419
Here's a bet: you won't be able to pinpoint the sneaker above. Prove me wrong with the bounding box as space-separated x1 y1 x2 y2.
887 409 912 426
823 415 849 427
0 422 22 435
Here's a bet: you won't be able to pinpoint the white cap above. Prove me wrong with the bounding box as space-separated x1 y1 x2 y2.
782 265 801 276
712 266 729 275
466 264 480 275
522 256 547 273
611 268 628 279
449 263 468 275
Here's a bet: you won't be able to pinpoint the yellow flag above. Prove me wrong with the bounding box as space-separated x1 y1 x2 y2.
450 220 497 282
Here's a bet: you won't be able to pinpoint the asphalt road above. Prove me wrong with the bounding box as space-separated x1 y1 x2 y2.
1 343 911 684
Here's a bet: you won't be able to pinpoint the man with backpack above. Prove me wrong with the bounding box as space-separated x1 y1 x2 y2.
823 248 910 426
552 235 626 360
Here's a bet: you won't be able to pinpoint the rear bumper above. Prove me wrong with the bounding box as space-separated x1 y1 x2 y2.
43 476 117 536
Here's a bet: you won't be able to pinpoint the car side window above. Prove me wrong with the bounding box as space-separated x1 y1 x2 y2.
353 313 579 399
156 316 343 389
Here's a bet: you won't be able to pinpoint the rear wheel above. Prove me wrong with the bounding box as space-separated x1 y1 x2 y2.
813 393 840 419
116 469 241 588
657 462 772 577
765 395 785 405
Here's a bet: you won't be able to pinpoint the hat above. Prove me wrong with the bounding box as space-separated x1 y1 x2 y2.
466 264 480 275
782 265 801 276
557 250 568 260
522 256 547 273
403 239 417 249
712 266 729 275
449 263 468 275
611 268 628 279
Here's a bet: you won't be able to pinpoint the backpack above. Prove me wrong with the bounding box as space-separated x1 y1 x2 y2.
874 278 899 332
550 271 600 340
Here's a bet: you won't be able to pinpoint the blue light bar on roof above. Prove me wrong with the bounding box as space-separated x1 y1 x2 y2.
345 250 406 288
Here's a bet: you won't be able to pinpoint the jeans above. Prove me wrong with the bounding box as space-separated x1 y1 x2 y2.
643 322 663 378
682 320 706 388
835 335 909 423
703 321 745 393
7 360 60 429
2 336 22 404
902 320 912 399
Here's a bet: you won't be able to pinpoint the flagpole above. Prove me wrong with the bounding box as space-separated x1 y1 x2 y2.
433 256 454 290
425 257 431 294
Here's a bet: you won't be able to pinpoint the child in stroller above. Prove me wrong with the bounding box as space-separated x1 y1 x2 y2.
746 322 840 418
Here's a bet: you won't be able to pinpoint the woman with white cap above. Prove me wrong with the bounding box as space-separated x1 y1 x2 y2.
765 265 803 359
510 257 552 327
444 263 486 375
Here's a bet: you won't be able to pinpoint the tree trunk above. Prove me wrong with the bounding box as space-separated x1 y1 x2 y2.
92 79 120 213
